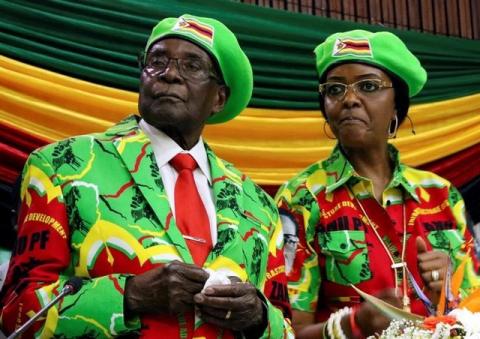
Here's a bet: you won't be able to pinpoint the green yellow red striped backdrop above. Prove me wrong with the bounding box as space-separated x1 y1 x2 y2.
2 55 479 185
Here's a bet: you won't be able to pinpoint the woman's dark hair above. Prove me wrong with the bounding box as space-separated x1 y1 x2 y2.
318 62 410 125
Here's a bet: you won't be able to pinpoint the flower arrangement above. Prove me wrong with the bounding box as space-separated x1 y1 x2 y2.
377 309 480 338
358 251 480 339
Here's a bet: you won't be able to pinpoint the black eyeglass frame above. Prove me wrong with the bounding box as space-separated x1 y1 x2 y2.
137 50 223 84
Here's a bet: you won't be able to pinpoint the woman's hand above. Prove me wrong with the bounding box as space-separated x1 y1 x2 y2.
354 289 403 337
416 237 451 305
292 290 401 339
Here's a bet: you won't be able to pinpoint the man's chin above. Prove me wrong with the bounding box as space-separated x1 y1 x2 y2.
142 104 183 122
141 112 186 130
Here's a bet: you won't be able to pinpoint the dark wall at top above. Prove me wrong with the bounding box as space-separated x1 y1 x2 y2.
239 0 480 40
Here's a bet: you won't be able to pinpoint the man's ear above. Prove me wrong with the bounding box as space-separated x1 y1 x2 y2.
211 85 229 115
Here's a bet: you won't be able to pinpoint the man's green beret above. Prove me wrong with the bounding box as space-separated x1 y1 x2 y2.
145 14 253 124
314 30 427 97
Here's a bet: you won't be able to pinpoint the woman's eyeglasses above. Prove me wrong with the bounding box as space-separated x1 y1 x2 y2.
319 79 393 101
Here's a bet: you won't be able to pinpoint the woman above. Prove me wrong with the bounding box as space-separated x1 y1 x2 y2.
276 29 479 338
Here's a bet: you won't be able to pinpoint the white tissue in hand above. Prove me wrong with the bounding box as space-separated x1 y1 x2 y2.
202 269 231 292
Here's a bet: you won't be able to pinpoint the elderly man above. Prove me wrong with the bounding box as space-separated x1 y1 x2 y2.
0 15 292 338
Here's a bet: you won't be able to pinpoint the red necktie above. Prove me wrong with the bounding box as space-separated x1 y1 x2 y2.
170 153 212 266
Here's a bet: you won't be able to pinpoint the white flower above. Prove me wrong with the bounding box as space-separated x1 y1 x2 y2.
448 308 480 338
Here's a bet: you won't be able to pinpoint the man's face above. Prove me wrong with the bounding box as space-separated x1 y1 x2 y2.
138 38 226 135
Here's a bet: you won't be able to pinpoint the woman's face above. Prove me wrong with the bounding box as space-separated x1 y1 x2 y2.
323 63 396 148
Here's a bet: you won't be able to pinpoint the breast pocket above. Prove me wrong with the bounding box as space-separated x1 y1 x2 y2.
320 230 371 285
428 229 463 254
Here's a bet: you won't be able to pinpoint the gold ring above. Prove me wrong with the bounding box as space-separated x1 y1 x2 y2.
431 269 440 281
225 310 232 320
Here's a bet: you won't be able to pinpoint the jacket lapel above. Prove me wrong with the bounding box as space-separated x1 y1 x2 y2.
204 147 246 269
109 116 193 264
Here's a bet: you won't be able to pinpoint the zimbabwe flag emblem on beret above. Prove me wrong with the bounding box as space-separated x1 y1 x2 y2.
173 16 214 46
332 37 372 57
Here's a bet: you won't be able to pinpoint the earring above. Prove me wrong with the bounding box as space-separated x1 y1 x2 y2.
323 120 336 140
388 114 399 139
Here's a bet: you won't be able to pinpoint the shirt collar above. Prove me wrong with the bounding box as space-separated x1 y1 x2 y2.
386 145 420 202
322 144 354 193
322 143 420 202
139 119 212 185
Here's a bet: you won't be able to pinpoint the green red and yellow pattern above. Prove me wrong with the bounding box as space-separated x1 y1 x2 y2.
275 144 480 321
0 115 293 338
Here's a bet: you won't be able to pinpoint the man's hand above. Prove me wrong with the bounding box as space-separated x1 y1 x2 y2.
193 279 266 333
124 260 209 316
416 237 450 305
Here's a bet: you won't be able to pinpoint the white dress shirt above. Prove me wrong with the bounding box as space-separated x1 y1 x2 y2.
139 119 217 245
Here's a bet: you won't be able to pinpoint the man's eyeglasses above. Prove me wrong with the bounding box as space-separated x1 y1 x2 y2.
138 52 220 83
319 79 393 101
